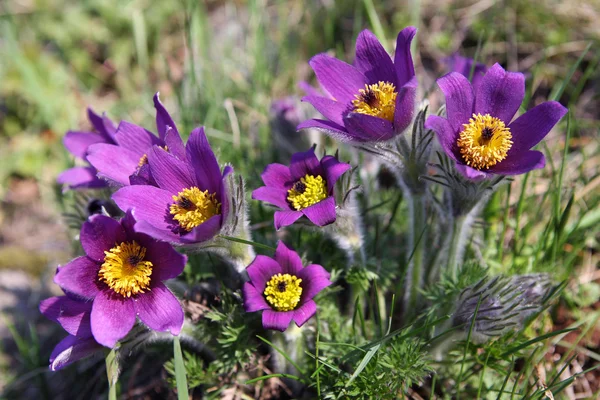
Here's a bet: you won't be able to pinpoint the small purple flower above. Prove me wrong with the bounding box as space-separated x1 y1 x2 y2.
54 211 186 347
243 241 332 331
39 294 103 370
252 147 351 230
444 54 487 90
111 128 231 246
425 63 568 180
87 93 186 187
298 27 417 143
57 109 117 190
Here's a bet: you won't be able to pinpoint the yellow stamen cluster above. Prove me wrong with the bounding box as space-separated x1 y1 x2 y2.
351 81 398 122
457 113 513 170
264 273 303 311
287 174 327 211
169 186 221 231
98 241 153 297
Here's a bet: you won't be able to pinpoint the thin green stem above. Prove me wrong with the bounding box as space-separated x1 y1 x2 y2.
404 193 426 320
173 336 189 400
447 215 468 280
105 351 117 400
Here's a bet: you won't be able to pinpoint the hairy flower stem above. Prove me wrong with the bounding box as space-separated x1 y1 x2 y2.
447 215 468 280
403 192 426 321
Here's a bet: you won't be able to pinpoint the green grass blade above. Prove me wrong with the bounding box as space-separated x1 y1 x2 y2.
173 336 189 400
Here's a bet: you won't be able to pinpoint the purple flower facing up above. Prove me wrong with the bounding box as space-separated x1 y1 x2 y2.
444 54 487 90
243 241 332 331
426 63 568 180
54 211 186 347
112 128 231 246
57 108 117 190
39 295 103 370
298 27 417 143
252 147 351 230
87 93 186 187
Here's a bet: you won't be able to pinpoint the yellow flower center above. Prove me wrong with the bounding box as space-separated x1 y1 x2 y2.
351 81 397 122
456 113 513 170
169 187 221 231
264 273 303 311
287 174 327 211
98 241 153 297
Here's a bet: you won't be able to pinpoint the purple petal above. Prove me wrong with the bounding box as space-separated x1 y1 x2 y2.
297 264 332 301
63 131 106 159
344 113 395 142
444 54 487 86
290 147 323 181
354 29 397 85
301 96 347 126
242 282 270 312
179 214 222 244
54 257 101 299
274 241 303 275
425 115 460 162
507 101 568 154
57 167 106 190
393 77 418 134
90 289 135 347
153 93 179 140
39 296 92 337
134 282 183 335
297 119 355 142
143 240 187 281
301 197 336 226
293 299 317 327
148 146 195 194
309 54 367 104
252 186 291 209
298 81 325 98
455 164 489 181
49 335 102 371
488 150 546 175
87 143 141 186
274 210 303 230
321 155 352 193
80 215 127 262
246 255 282 293
394 26 417 86
475 63 524 124
186 127 222 194
437 72 474 132
129 163 157 186
260 163 293 188
133 220 180 244
112 185 174 231
88 108 117 143
114 121 162 156
165 127 186 160
262 309 293 332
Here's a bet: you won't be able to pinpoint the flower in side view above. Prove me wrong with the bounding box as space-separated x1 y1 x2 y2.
87 93 186 187
57 109 117 190
54 211 186 347
298 27 417 143
112 128 231 246
243 241 332 331
443 54 487 90
426 63 568 180
39 295 103 370
252 147 351 230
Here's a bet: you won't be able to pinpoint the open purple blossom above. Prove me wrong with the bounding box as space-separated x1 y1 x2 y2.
87 93 186 187
243 241 332 331
444 54 487 90
425 63 568 180
111 128 231 246
39 294 103 370
298 27 417 143
252 147 351 230
57 109 117 190
53 211 186 347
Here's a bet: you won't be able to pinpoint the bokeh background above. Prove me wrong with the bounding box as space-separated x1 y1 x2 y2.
0 0 598 398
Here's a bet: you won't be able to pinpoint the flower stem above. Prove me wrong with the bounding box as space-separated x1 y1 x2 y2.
105 350 118 400
403 193 426 320
173 336 188 400
447 215 470 280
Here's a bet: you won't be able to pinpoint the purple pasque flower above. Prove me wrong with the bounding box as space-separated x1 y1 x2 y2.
54 211 186 347
39 294 103 370
252 147 351 230
444 53 487 90
87 93 186 187
243 241 332 331
425 63 568 180
57 108 117 190
111 127 231 246
298 27 417 143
